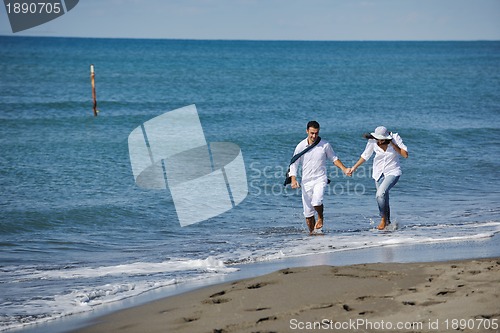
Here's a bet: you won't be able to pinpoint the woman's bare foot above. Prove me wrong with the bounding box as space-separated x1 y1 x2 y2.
377 217 387 230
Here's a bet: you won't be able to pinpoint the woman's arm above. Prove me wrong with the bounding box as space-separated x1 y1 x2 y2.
391 141 408 158
391 133 408 158
350 157 366 175
349 140 373 176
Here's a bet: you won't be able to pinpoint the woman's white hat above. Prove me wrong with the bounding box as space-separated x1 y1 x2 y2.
371 126 392 140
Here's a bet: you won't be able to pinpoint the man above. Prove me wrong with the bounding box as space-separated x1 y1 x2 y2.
289 121 350 234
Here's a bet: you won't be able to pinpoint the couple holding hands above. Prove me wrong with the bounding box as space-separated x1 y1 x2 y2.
288 121 408 234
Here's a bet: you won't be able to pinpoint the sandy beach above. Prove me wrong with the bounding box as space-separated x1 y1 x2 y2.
70 257 499 333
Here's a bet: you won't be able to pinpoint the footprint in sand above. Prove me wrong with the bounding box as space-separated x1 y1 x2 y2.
209 291 226 298
203 298 231 304
247 282 271 289
245 307 271 312
436 290 456 296
256 316 277 324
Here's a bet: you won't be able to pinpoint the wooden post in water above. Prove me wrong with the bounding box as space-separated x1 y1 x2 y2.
90 64 98 116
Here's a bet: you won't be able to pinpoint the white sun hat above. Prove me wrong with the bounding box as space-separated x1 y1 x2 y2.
371 126 393 140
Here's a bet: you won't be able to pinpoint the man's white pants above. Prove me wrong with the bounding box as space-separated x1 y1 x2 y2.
301 180 327 218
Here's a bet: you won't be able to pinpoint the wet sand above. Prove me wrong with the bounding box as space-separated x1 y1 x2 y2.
71 257 500 333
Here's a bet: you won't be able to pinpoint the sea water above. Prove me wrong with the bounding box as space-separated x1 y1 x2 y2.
0 37 499 331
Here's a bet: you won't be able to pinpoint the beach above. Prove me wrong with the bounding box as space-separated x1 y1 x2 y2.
2 37 500 332
64 236 500 333
69 256 499 333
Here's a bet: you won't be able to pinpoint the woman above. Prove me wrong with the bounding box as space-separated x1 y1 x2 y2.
349 126 408 230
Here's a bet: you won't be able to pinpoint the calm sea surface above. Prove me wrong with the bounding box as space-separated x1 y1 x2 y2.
0 37 499 331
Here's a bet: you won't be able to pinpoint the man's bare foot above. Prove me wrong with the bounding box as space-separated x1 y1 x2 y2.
313 205 324 230
377 217 387 230
306 216 315 233
314 217 323 230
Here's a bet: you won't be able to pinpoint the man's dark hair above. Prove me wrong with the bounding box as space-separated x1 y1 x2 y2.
307 120 320 130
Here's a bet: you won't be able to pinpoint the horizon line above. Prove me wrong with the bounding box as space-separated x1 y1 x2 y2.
1 35 499 42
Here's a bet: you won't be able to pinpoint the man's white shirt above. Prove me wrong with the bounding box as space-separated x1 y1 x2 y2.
289 138 338 184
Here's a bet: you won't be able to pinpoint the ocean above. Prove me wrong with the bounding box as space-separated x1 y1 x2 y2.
0 36 499 331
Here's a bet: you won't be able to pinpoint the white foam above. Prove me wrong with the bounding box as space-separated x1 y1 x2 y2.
231 221 500 264
0 257 237 332
29 256 237 280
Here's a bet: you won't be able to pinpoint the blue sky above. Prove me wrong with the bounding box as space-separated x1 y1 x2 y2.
1 0 499 40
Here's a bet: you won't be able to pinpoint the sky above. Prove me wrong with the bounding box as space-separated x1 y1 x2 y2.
1 0 500 40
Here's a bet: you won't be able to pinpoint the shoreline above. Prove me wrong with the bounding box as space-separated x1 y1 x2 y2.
70 257 500 333
19 234 500 333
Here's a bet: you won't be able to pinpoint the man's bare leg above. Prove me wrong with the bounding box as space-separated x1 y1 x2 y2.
306 216 315 234
314 205 324 230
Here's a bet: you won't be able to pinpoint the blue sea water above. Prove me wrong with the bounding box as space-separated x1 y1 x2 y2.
0 36 499 331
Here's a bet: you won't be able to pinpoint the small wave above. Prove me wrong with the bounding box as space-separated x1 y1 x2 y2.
20 256 237 280
72 283 137 305
229 221 500 264
0 256 238 331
